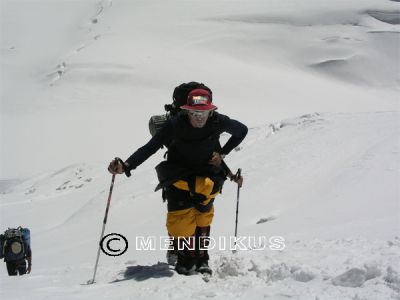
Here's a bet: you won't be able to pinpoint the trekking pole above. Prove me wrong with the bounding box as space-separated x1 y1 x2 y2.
233 168 242 253
88 174 116 284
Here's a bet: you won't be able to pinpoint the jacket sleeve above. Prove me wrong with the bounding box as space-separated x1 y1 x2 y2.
219 114 248 155
125 121 173 174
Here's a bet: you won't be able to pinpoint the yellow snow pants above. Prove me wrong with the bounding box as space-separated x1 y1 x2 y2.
166 176 220 237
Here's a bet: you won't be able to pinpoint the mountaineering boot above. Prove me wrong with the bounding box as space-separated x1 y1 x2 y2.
174 236 196 275
166 237 178 266
195 226 212 275
196 255 212 275
175 250 196 275
166 248 178 266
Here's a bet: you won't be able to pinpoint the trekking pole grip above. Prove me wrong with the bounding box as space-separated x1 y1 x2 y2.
235 168 242 188
236 168 242 181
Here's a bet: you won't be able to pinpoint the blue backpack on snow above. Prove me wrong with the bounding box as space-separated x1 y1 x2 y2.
0 227 31 261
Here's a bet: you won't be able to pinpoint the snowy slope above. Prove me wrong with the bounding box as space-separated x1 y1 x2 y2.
1 112 399 300
1 0 399 179
0 0 399 299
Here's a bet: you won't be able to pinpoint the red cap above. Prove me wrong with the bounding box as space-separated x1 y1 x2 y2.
180 89 217 111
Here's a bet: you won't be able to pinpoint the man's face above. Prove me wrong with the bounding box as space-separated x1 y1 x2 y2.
187 110 211 128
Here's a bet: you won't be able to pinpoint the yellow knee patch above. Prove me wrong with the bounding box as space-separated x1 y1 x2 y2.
166 208 196 238
166 207 215 237
195 206 214 227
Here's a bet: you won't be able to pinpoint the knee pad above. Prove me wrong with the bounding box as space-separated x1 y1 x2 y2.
166 208 196 238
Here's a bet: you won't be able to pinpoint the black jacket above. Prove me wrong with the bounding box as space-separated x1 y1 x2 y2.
125 112 248 173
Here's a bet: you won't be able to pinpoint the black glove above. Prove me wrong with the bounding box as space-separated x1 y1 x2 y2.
108 157 124 175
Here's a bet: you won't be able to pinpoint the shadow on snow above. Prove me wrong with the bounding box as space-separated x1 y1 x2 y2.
111 262 174 282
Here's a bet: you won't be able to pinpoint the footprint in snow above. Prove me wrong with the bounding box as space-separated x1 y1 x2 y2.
256 215 277 224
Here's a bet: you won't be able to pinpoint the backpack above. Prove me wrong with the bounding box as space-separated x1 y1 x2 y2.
149 82 212 137
0 227 30 261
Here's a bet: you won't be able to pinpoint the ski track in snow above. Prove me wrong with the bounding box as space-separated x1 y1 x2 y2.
48 0 114 86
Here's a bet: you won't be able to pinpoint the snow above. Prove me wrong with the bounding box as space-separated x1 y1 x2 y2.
0 0 399 299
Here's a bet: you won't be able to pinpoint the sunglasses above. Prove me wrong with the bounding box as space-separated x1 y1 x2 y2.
187 110 211 118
